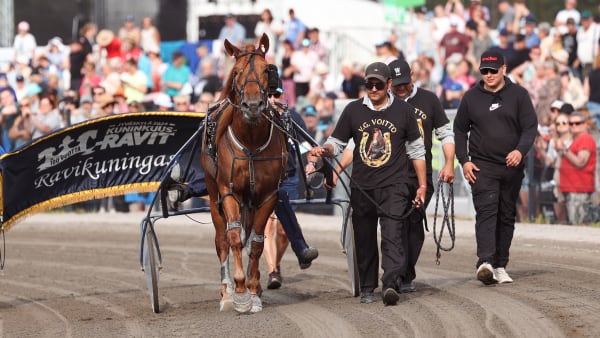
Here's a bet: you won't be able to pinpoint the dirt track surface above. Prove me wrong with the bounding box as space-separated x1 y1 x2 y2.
1 212 600 337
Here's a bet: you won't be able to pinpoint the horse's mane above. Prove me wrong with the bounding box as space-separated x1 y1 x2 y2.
213 42 266 142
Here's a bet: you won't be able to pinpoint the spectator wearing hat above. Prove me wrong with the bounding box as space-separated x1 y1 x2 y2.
301 104 319 140
153 92 173 111
523 16 540 49
45 37 68 78
576 10 600 80
112 88 128 114
95 94 116 117
290 38 319 99
118 15 141 47
14 74 28 101
454 49 537 284
308 61 426 305
308 62 336 99
13 21 37 66
97 29 122 61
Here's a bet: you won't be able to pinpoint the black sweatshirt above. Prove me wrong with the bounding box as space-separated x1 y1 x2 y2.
453 77 538 167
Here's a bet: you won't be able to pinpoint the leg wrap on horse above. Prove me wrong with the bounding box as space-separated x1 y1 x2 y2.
220 257 233 294
227 221 242 231
274 189 308 256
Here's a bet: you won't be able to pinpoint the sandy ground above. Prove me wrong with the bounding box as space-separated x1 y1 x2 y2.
1 211 600 337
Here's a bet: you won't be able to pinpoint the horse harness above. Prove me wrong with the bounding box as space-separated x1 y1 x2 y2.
204 52 287 213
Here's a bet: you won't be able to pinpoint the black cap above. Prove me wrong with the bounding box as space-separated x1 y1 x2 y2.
388 59 411 86
16 74 25 81
515 34 526 42
560 103 574 114
364 62 391 82
480 50 505 70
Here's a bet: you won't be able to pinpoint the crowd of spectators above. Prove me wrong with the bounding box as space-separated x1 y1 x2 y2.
1 1 599 221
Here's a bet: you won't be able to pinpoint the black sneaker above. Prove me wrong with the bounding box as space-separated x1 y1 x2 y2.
360 291 376 304
382 287 400 306
298 246 319 269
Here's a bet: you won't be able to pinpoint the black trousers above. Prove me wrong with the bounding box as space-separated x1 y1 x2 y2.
403 177 434 283
470 160 523 269
351 183 411 292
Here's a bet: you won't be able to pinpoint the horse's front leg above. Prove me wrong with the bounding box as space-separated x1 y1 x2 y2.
246 197 277 313
221 196 252 313
209 199 233 312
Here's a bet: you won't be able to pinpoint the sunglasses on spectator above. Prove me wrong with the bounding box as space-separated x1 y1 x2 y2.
479 68 499 75
365 81 386 90
268 93 282 99
569 120 584 126
555 121 568 126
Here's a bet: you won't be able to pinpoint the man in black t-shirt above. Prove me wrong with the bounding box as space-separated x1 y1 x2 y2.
388 59 456 292
309 62 427 306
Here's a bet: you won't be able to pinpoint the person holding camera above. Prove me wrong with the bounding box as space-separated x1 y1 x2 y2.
8 97 33 148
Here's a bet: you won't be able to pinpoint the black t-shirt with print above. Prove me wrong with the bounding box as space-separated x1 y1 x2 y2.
406 88 450 177
331 97 421 189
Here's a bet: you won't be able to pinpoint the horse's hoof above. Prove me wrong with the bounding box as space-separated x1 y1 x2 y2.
219 293 233 312
233 290 252 313
250 294 262 313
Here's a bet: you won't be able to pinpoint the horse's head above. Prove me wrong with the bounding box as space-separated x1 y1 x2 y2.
224 34 271 124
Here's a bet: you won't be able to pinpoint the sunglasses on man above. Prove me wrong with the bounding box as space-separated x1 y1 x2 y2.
268 92 282 99
364 81 386 90
480 68 499 75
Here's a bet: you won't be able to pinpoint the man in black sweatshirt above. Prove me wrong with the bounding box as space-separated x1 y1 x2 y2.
453 49 537 285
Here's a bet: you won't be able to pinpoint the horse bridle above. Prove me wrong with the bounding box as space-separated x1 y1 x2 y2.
227 51 271 111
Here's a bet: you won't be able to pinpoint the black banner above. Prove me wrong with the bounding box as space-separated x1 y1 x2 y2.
0 112 204 230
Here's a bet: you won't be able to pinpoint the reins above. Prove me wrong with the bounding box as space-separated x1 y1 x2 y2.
432 179 456 265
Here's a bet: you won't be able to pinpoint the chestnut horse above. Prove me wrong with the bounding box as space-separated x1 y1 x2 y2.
200 34 288 313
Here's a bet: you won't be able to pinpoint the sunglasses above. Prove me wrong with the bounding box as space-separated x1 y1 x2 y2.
480 68 499 75
20 103 30 107
268 93 282 99
365 81 386 90
569 121 584 126
555 121 568 126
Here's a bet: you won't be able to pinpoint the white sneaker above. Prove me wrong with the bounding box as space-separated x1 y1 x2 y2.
476 262 498 285
495 267 513 284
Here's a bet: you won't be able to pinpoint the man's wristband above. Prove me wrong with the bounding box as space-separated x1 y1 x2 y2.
308 161 317 167
418 185 427 189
